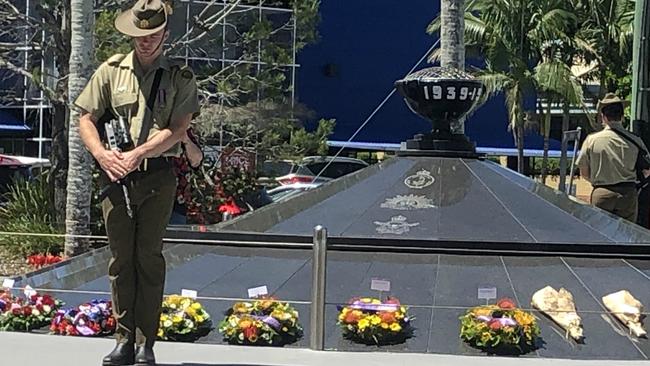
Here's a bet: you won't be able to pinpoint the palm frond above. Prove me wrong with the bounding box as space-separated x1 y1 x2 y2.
477 71 513 97
464 13 487 44
534 60 584 105
427 15 440 35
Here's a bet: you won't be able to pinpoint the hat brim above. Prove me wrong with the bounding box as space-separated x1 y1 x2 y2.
597 99 631 112
115 9 167 37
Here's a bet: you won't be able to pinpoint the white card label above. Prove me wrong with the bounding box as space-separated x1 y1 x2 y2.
478 287 497 300
24 285 37 298
2 279 14 289
247 285 268 298
371 279 391 292
181 289 198 299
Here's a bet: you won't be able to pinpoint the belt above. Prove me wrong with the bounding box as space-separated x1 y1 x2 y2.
136 157 172 172
592 181 636 189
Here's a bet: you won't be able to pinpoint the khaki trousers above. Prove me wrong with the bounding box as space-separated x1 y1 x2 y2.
101 166 176 347
591 184 638 223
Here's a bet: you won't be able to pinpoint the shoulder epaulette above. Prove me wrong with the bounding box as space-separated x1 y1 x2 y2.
106 54 127 66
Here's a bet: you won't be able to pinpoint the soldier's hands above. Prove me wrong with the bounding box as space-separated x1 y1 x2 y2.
97 150 127 182
121 150 144 174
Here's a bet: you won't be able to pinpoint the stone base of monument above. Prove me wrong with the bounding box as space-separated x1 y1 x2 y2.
398 132 481 158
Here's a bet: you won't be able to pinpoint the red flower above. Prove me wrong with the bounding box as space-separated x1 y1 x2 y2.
106 317 116 330
66 324 78 336
344 312 359 324
26 253 62 269
243 325 259 341
385 297 401 306
218 200 241 215
41 295 54 306
91 322 101 333
488 319 502 330
379 311 396 323
22 306 32 316
496 298 517 310
11 307 21 315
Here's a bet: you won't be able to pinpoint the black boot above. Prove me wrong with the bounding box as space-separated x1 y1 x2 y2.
134 346 156 365
102 342 135 366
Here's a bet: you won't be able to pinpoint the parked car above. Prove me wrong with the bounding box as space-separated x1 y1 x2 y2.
257 159 295 187
259 156 369 186
0 154 50 196
267 182 322 203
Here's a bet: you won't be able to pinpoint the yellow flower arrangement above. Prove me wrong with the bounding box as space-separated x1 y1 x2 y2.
460 298 540 353
218 297 302 346
337 297 413 345
157 295 212 342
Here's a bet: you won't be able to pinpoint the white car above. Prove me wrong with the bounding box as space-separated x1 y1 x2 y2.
260 156 369 186
267 183 323 203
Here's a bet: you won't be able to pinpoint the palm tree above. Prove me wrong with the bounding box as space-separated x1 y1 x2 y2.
430 0 584 174
429 0 536 173
65 0 95 256
574 0 635 98
534 55 585 183
440 0 466 134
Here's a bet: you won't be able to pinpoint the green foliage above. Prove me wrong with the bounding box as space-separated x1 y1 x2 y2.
95 9 131 64
185 159 258 225
0 172 63 257
259 118 335 160
220 167 258 199
90 170 106 235
186 159 225 225
168 0 324 218
534 157 563 175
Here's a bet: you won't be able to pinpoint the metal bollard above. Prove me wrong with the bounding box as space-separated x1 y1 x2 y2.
310 225 327 350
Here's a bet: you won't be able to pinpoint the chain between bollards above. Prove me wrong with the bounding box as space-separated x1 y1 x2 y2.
310 225 327 350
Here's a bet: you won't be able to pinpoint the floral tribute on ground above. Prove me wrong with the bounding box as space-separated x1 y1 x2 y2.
218 297 302 346
158 295 212 342
337 297 413 345
0 290 63 331
50 299 116 336
460 298 540 354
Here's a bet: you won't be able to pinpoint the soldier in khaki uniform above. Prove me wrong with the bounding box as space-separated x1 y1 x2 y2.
75 1 199 365
576 93 648 222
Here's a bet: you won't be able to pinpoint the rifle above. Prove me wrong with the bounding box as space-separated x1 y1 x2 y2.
99 116 135 218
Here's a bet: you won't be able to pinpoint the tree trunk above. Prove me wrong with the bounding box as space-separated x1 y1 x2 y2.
64 0 94 256
37 1 70 229
516 124 525 174
440 0 466 134
51 101 68 228
558 101 570 191
541 97 552 184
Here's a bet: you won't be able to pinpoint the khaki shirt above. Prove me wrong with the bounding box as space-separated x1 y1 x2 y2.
575 123 647 186
74 51 200 157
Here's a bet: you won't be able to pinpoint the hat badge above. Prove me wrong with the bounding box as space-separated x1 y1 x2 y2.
138 19 150 28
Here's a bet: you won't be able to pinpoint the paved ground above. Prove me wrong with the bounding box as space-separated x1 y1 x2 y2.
543 176 592 203
1 332 648 366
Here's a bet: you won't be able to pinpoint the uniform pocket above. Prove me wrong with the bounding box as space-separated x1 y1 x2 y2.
111 92 138 117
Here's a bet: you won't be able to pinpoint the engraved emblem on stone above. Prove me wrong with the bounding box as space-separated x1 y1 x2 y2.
404 169 435 189
380 194 435 210
374 215 420 235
